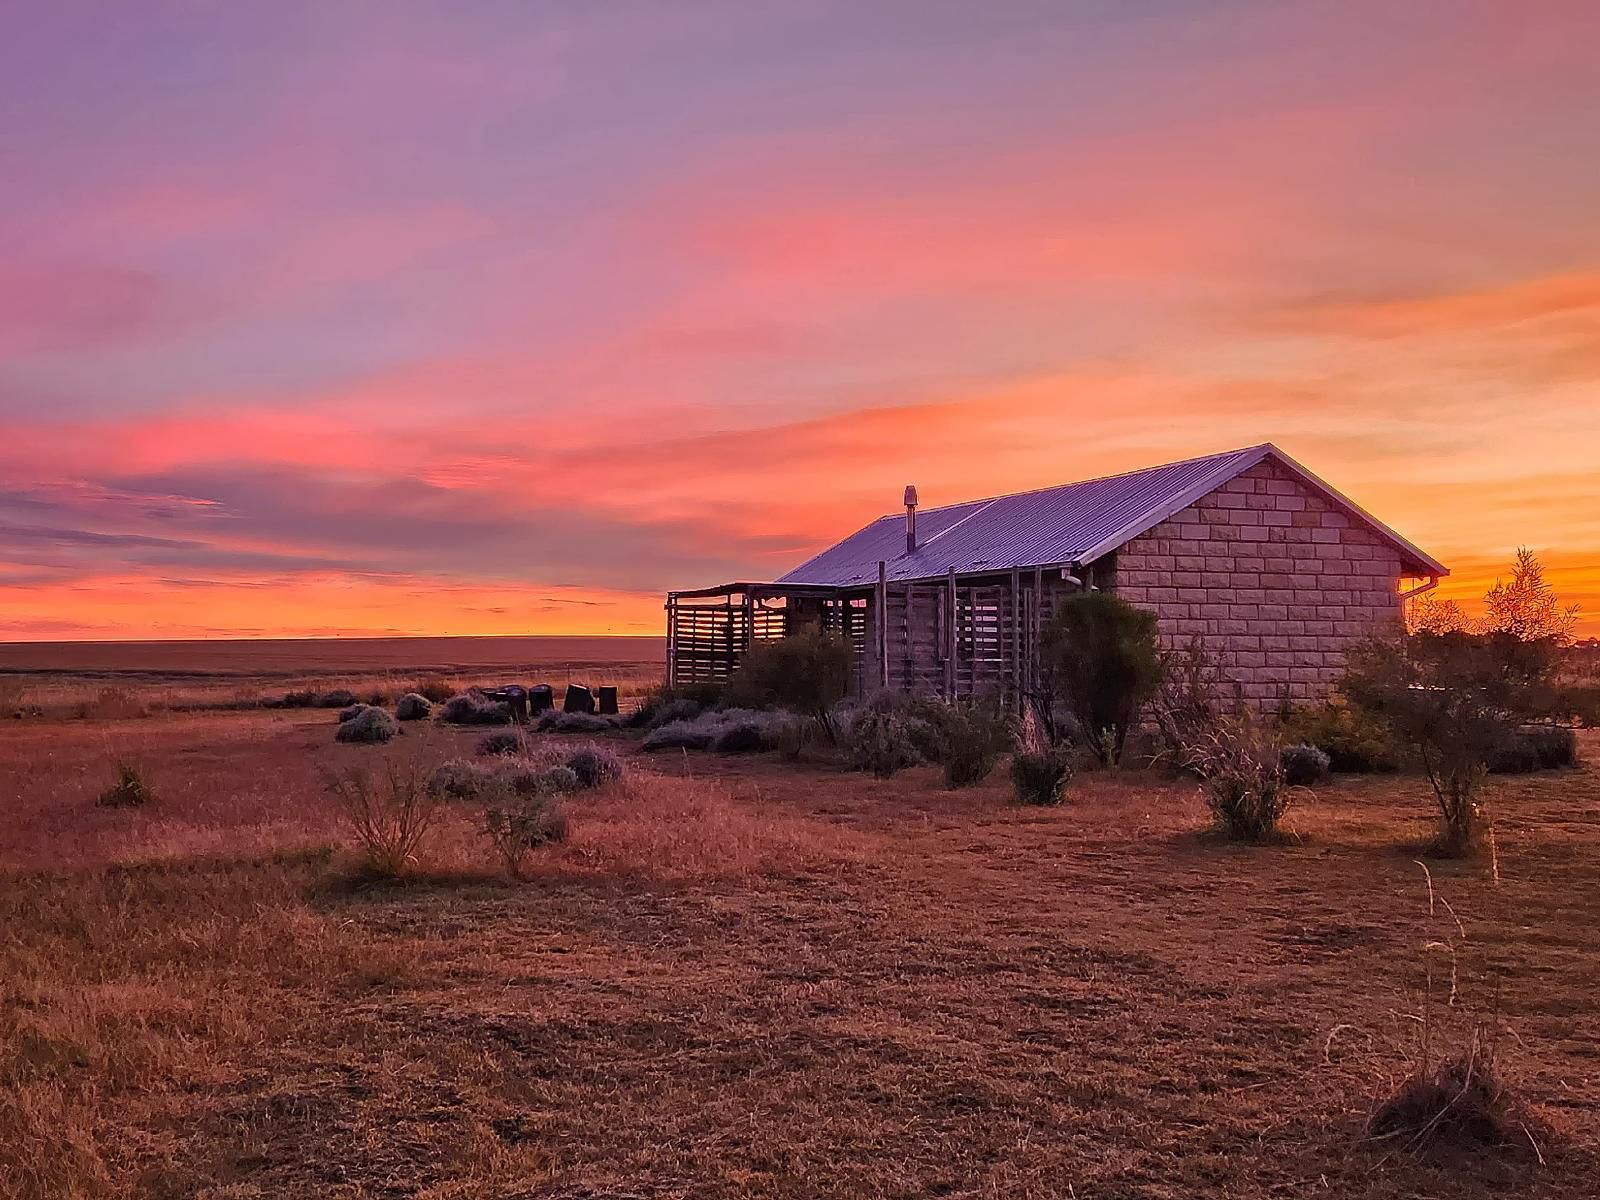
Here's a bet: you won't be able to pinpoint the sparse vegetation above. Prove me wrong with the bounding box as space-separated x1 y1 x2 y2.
641 708 784 754
395 692 433 720
334 705 400 744
1009 746 1074 806
840 704 923 777
323 756 440 877
439 692 512 725
1180 709 1295 841
476 729 526 756
931 699 1012 788
1486 725 1578 774
96 762 154 808
1279 742 1331 786
1282 699 1405 774
317 689 357 709
412 678 455 704
481 790 570 878
537 710 617 734
2 648 1597 1198
1344 631 1563 856
566 745 625 788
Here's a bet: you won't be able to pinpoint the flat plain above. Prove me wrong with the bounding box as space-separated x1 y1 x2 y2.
1 643 1596 1198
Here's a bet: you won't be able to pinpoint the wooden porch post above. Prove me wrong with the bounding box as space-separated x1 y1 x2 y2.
945 567 958 700
876 561 889 689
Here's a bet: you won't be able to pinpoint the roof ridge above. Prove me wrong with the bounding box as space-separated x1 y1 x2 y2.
863 443 1272 523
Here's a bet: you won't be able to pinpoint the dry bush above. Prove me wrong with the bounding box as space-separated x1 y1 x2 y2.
481 788 570 879
1359 868 1547 1162
1181 708 1295 841
334 705 399 744
933 699 1012 788
395 692 433 720
1009 711 1073 805
323 756 440 877
1368 1043 1532 1156
75 688 148 721
1279 742 1331 786
412 677 455 704
476 729 527 757
537 710 617 734
316 688 356 709
440 693 512 726
566 745 625 788
96 763 154 809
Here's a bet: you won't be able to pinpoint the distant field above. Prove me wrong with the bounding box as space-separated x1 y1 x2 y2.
0 636 667 716
0 636 666 677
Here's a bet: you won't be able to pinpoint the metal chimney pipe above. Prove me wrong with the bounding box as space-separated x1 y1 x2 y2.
904 484 918 554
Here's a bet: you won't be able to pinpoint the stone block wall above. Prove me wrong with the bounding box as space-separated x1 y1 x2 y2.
1113 459 1406 704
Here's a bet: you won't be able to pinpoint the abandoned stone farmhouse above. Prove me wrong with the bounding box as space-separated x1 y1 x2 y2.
665 444 1447 705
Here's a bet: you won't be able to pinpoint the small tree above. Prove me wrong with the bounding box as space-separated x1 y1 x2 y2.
1483 547 1579 643
1343 631 1561 857
727 628 853 740
1039 592 1163 765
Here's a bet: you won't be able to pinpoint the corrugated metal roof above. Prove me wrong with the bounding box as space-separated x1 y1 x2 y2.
776 443 1447 588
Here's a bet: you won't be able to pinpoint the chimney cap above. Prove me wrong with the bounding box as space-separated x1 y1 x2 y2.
903 484 918 507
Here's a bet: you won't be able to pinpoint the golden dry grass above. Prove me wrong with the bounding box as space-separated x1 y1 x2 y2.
2 699 1597 1198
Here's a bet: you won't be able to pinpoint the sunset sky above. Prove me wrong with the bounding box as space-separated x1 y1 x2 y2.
2 1 1597 640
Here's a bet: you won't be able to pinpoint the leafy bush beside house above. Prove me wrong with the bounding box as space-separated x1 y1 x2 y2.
725 629 853 739
1343 631 1564 856
1037 592 1163 766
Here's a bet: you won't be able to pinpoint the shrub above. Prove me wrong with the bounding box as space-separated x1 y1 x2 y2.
1010 747 1073 806
1152 637 1225 753
335 705 400 744
440 693 512 725
337 704 365 723
934 700 1013 788
1038 592 1163 766
509 764 581 796
395 692 433 721
365 689 390 707
97 762 154 808
1486 725 1578 774
318 689 357 709
75 687 148 720
1344 632 1564 856
413 678 454 704
482 793 569 878
726 629 853 739
566 746 625 788
772 714 815 761
427 758 491 801
1368 1048 1528 1156
324 757 439 878
1278 742 1331 786
1282 701 1403 773
476 730 526 757
537 710 616 734
712 716 772 754
625 682 724 728
641 718 715 752
1181 710 1293 841
640 709 782 753
1555 682 1600 728
281 688 317 708
647 697 704 729
842 708 922 778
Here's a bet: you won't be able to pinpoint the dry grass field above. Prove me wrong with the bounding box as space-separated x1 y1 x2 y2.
2 653 1597 1198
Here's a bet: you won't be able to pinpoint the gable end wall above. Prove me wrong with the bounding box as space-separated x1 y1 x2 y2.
1113 459 1405 704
